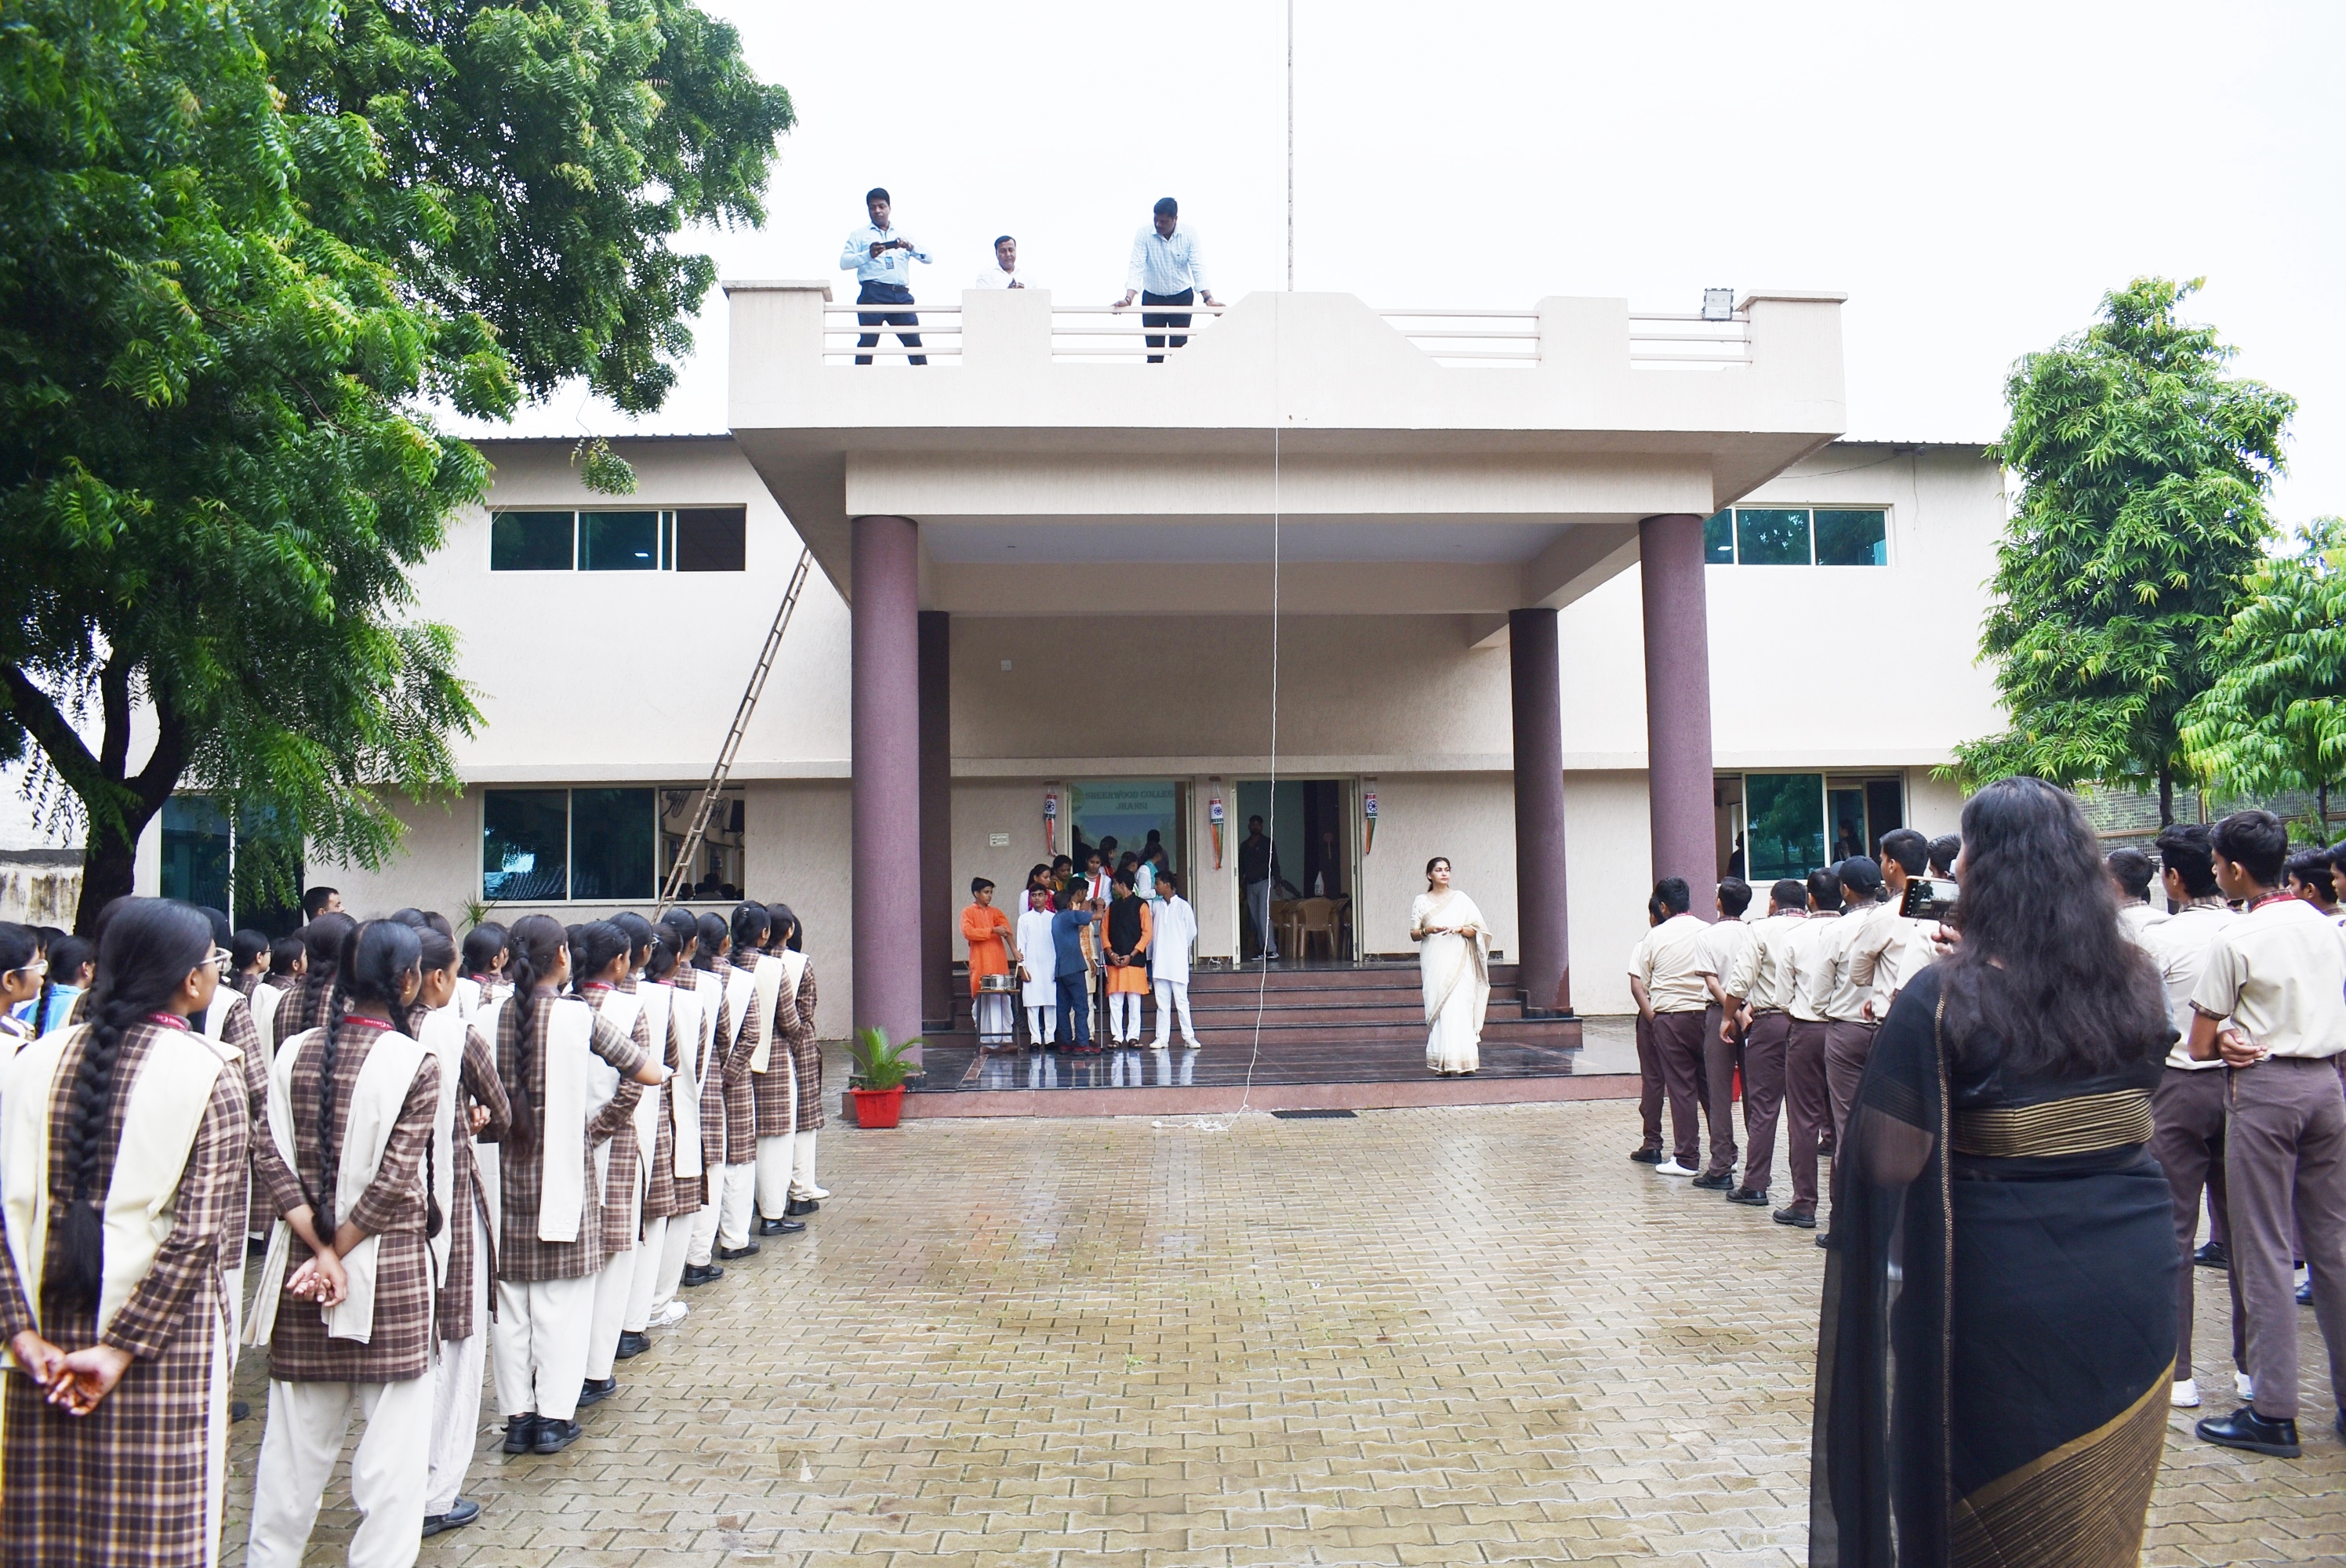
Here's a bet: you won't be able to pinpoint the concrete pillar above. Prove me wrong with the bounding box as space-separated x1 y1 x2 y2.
1509 609 1572 1014
917 611 953 1033
851 515 923 1049
1638 514 1716 910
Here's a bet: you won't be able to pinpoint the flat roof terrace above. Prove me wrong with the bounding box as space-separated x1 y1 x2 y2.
724 285 1847 615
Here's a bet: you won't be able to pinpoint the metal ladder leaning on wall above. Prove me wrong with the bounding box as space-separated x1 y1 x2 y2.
657 546 815 909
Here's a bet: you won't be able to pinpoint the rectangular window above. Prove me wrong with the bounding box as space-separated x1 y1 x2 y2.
1702 510 1734 564
660 786 748 901
568 787 656 900
160 796 233 914
579 510 660 572
676 507 748 572
1734 508 1813 566
1814 508 1888 567
490 510 576 571
1745 773 1826 882
483 789 569 900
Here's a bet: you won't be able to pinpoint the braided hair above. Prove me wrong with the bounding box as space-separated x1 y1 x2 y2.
32 934 93 1036
54 899 212 1309
729 902 769 960
314 920 422 1235
658 907 699 965
645 933 681 984
692 913 729 971
764 902 799 953
568 921 630 996
611 912 657 975
499 914 571 1160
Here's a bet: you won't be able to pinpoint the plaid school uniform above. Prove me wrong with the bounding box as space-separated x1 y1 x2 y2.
492 993 648 1283
641 986 695 1221
787 962 825 1134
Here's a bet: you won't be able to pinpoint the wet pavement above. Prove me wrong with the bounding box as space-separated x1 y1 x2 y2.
220 1083 2346 1565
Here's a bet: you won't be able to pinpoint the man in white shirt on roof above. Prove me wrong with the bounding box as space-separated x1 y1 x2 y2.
974 234 1026 289
1114 197 1220 362
839 187 932 365
1629 877 1713 1179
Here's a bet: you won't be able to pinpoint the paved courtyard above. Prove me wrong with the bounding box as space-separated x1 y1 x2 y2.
223 1092 2346 1566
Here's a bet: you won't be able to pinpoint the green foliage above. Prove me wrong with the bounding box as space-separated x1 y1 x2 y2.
0 0 789 926
2181 519 2346 833
1951 278 2295 822
849 1027 925 1092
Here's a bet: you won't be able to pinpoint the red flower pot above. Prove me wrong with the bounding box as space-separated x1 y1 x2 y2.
851 1085 906 1128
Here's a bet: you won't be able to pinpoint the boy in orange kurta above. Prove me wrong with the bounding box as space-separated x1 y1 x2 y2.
961 880 1019 1049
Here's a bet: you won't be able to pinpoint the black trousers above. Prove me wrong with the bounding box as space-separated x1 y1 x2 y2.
1142 288 1194 361
855 281 924 365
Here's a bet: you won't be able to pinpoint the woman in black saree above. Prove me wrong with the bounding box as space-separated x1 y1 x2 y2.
1812 777 2177 1567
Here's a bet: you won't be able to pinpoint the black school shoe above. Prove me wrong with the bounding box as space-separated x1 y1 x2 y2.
1690 1172 1734 1191
576 1377 618 1408
755 1215 807 1236
2196 1405 2301 1457
503 1414 539 1454
1629 1147 1664 1165
533 1417 583 1454
786 1196 819 1216
681 1263 725 1287
716 1241 761 1261
614 1330 650 1360
2196 1240 2230 1269
1727 1187 1770 1207
423 1497 481 1537
1772 1206 1817 1229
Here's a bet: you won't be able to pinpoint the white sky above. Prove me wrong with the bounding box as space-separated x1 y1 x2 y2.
493 0 2346 521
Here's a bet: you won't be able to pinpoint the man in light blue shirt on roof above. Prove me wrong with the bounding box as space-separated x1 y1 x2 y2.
839 187 932 365
1115 197 1220 362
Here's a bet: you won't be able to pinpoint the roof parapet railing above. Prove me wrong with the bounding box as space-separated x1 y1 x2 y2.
1626 308 1752 369
819 299 1233 364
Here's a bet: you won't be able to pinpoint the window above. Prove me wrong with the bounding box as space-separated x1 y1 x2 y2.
579 510 660 571
158 796 306 932
490 511 575 571
1723 771 1906 882
661 786 747 900
1702 506 1890 567
570 788 656 899
483 789 569 900
161 797 232 914
483 786 670 902
1745 774 1826 882
489 507 750 572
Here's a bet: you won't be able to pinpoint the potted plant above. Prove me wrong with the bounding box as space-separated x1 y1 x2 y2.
848 1027 922 1128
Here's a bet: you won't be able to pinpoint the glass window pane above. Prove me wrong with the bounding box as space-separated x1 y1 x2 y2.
1828 788 1868 862
160 796 232 913
1702 510 1734 564
675 507 747 572
579 510 660 571
661 786 747 901
1865 779 1904 856
484 789 568 900
1814 508 1888 566
1745 774 1825 882
571 788 656 900
1734 508 1812 565
490 511 574 571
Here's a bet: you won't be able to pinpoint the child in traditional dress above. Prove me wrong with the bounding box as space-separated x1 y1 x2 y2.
1 899 249 1568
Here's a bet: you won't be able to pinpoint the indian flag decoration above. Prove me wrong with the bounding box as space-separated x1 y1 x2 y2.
1044 789 1058 853
1208 791 1226 869
1364 789 1378 856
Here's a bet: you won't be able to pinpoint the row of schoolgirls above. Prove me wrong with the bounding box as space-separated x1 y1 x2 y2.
0 893 822 1568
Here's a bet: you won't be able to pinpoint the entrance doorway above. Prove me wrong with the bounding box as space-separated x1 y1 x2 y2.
1068 779 1189 885
1233 779 1356 962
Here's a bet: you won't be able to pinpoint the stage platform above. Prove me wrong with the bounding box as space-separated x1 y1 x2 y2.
854 961 1638 1120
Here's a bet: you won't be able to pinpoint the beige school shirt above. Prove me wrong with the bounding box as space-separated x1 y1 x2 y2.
1783 910 1843 1022
2118 901 2171 946
1825 899 1903 1023
1728 912 1807 1011
2188 895 2346 1059
1701 916 1755 1009
1872 915 1942 1018
1629 913 1715 1014
2148 901 2237 1070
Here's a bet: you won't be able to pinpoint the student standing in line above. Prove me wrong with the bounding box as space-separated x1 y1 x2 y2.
191 906 274 1331
1017 887 1062 1048
769 904 826 1219
579 919 656 1410
230 928 271 995
679 912 736 1287
1628 878 1713 1179
0 924 44 1051
1720 879 1809 1209
622 926 697 1352
267 935 307 990
1102 873 1154 1046
839 187 929 365
1821 856 1901 1149
281 912 357 1038
2286 848 2341 919
713 904 772 1261
1772 867 1843 1230
2188 810 2346 1457
23 931 90 1040
484 915 660 1457
745 908 803 1238
1626 895 1669 1165
459 923 510 1015
245 918 441 1568
1694 877 1755 1191
0 899 249 1568
1151 873 1202 1050
2110 846 2172 938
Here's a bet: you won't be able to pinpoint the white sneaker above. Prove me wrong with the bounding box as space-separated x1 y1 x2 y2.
1654 1160 1698 1177
2170 1377 2200 1409
2237 1370 2255 1399
648 1300 689 1329
808 1185 832 1200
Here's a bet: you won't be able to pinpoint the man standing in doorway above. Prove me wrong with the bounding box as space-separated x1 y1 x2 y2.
1240 815 1281 961
840 187 930 365
1116 197 1220 362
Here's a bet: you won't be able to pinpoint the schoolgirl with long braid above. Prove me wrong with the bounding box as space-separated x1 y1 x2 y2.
488 915 664 1457
749 903 808 1238
714 902 775 1260
0 921 42 1053
678 910 736 1287
579 916 657 1409
0 898 249 1567
243 918 443 1568
620 919 703 1349
768 902 829 1216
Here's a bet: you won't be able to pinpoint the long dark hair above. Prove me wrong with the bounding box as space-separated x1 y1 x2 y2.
316 920 422 1233
693 912 729 971
730 902 769 956
500 914 569 1160
55 899 212 1308
32 933 93 1036
1937 777 2170 1076
659 908 699 967
767 902 801 953
461 922 507 978
568 920 629 995
611 912 656 970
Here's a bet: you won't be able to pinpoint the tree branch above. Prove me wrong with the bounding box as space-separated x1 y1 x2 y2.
97 655 131 781
0 664 104 796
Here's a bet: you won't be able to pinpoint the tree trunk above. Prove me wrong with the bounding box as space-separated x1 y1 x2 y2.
2159 768 2174 828
2324 782 2334 843
74 818 147 937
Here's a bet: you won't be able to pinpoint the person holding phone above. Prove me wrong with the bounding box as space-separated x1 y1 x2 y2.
839 187 930 365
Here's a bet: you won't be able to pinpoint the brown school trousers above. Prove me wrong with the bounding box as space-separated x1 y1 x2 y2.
1651 1010 1708 1170
2223 1055 2346 1421
1785 1019 1831 1213
2150 1064 2239 1384
1740 1011 1792 1196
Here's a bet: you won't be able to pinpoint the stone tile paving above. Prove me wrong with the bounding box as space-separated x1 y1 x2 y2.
220 1091 2346 1566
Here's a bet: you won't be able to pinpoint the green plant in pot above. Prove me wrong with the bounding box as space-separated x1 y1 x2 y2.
848 1027 923 1127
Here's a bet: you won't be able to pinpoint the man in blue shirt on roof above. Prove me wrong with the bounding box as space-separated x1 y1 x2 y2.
1116 197 1221 363
840 187 931 365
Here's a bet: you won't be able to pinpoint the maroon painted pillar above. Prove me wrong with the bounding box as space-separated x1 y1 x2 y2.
917 611 953 1033
1639 514 1717 909
851 515 924 1049
1509 608 1573 1014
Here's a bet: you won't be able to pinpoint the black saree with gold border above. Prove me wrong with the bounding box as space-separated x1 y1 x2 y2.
1811 965 2175 1567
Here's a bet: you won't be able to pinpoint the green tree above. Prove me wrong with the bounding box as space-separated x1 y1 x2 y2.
1952 278 2295 824
0 1 791 931
2181 517 2346 837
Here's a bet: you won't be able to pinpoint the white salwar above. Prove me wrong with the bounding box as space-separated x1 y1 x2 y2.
1411 888 1491 1075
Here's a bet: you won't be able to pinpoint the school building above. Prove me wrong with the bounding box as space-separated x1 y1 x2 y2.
96 284 2006 1033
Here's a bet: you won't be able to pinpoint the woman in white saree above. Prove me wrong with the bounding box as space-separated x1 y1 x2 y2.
1411 858 1491 1075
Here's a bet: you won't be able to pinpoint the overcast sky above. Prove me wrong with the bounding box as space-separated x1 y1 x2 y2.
494 0 2346 524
